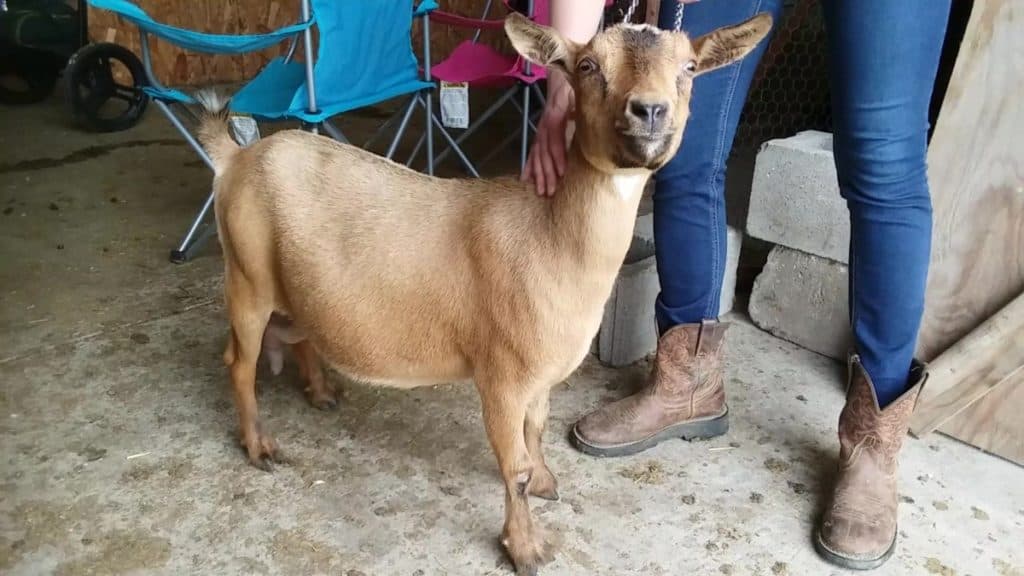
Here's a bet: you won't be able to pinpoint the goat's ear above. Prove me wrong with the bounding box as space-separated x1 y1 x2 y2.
691 12 773 76
504 12 578 74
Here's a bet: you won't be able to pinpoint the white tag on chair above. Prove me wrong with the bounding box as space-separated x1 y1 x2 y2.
229 115 261 147
440 81 470 129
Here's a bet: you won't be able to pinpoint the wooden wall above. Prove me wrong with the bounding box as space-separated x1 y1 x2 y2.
88 0 513 87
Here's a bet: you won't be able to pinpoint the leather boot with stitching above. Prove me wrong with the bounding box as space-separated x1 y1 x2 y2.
815 355 927 570
571 320 730 457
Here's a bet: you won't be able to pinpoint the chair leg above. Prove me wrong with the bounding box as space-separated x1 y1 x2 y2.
531 83 546 108
423 92 435 176
365 95 415 151
321 120 349 143
386 96 419 160
430 87 519 170
427 110 480 178
170 190 216 264
407 132 426 168
509 98 539 133
520 84 532 174
154 99 218 263
477 106 541 170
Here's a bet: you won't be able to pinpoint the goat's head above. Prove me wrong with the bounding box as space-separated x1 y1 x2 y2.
505 11 773 173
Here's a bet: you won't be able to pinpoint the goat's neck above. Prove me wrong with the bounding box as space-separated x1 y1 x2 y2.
547 146 650 269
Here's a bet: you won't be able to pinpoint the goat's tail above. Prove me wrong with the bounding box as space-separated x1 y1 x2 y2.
193 88 239 173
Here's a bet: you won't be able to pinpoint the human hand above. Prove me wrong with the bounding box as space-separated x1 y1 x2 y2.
522 71 574 197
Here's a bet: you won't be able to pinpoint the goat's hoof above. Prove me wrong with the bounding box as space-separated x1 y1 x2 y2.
241 429 280 471
503 529 554 576
529 467 559 501
305 386 338 411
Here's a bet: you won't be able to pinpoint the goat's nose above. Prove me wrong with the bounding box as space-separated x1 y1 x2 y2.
627 99 668 130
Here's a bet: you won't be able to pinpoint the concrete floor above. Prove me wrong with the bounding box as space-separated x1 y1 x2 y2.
1 95 1022 576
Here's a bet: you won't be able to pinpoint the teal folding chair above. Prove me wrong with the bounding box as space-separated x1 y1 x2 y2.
87 0 473 263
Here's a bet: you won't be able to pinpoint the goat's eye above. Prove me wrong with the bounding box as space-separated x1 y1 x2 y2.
683 60 697 74
577 58 598 74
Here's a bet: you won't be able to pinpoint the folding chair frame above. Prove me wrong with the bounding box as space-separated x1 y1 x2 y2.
411 0 545 177
129 0 449 264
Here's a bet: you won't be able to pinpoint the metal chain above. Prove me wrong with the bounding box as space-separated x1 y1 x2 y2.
622 0 686 30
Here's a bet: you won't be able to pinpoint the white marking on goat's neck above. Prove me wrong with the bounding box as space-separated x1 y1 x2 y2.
612 174 646 201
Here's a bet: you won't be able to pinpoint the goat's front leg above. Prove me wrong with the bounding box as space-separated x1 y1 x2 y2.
524 389 558 501
478 377 554 575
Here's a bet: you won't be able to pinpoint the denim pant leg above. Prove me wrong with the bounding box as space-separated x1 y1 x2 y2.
652 0 783 334
821 0 951 406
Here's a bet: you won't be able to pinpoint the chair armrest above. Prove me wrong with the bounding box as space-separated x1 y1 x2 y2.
428 9 506 31
87 0 315 54
414 0 440 17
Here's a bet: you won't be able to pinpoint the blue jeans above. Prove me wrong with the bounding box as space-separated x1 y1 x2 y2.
653 0 951 407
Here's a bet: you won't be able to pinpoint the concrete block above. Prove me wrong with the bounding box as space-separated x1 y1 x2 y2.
748 245 853 360
594 224 744 365
598 236 659 367
747 130 850 263
719 226 742 316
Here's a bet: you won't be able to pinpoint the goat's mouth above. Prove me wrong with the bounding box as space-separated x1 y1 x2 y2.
616 131 673 169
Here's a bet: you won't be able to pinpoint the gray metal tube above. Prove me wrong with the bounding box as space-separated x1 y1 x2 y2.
155 99 215 171
300 0 318 115
407 132 426 167
472 0 494 43
430 113 480 177
422 15 434 175
321 120 348 143
139 33 166 91
364 96 413 150
520 84 531 171
431 87 518 169
386 97 419 159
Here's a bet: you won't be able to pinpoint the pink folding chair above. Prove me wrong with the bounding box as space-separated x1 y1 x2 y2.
415 0 611 175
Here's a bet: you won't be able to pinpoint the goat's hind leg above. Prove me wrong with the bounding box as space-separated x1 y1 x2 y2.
225 291 279 470
478 375 554 575
524 389 558 501
293 340 337 410
263 314 337 410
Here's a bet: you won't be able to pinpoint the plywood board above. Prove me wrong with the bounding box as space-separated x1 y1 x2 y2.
909 0 1024 462
915 0 1024 362
939 375 1024 466
910 291 1024 436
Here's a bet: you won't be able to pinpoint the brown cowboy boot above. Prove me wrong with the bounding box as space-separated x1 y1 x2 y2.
815 355 928 570
571 320 730 457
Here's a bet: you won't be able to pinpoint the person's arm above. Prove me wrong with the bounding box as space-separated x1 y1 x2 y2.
523 0 605 196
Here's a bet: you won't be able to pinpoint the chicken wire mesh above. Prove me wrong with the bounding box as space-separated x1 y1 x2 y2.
733 0 832 152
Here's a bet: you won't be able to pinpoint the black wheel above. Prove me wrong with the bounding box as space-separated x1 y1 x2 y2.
65 42 149 133
0 45 62 105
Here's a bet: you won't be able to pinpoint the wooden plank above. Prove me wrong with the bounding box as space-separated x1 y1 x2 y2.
938 375 1024 466
909 292 1024 436
915 0 1024 362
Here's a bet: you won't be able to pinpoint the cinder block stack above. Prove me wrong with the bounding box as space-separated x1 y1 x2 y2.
745 130 853 360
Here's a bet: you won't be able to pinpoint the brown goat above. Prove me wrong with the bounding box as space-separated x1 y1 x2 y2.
196 12 772 574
